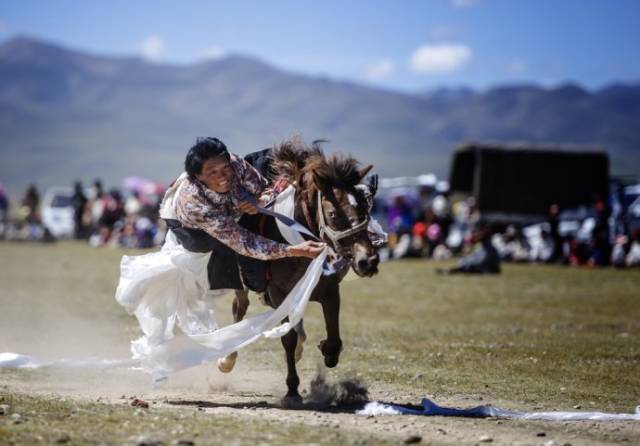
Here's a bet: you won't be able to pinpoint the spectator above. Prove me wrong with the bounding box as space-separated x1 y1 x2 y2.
548 204 563 262
88 179 105 228
495 225 530 262
388 196 414 236
437 220 500 274
21 183 40 224
626 229 640 267
530 227 555 263
568 235 589 266
590 199 611 266
611 234 628 268
0 184 9 239
125 190 142 216
98 189 126 238
72 181 88 239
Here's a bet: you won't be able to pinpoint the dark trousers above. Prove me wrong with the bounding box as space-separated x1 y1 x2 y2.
164 216 268 292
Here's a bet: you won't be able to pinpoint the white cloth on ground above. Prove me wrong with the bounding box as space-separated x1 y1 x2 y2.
0 352 136 370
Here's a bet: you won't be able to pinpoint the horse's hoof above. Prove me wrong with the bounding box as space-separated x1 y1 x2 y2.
318 340 341 368
281 394 303 409
294 333 306 363
217 352 237 373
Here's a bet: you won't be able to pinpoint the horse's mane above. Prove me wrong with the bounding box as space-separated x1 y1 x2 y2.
272 137 362 193
271 136 315 182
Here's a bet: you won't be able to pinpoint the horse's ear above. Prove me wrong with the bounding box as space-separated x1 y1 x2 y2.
358 164 373 181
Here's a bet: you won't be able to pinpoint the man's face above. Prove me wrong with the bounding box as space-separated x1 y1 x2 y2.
197 156 233 193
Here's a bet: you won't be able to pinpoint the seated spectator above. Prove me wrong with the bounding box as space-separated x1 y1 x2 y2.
432 243 452 260
493 225 529 262
611 234 628 268
626 229 640 267
411 219 428 257
437 220 500 274
568 236 590 266
529 227 555 263
135 216 156 248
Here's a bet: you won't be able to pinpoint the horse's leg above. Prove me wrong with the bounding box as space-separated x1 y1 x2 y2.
294 320 306 363
281 323 303 407
318 287 342 368
217 289 250 373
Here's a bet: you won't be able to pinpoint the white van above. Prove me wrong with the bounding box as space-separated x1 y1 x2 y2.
42 187 75 238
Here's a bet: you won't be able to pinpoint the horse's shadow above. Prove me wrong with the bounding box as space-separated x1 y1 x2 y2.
165 399 367 413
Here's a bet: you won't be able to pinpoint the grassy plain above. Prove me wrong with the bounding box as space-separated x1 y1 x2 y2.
0 241 639 445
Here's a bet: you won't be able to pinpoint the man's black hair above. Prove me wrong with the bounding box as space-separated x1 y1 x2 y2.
184 137 230 181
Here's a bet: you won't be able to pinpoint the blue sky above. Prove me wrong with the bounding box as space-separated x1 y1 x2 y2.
1 0 639 92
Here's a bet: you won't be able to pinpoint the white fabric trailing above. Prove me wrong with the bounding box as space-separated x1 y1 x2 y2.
0 352 136 370
113 187 327 384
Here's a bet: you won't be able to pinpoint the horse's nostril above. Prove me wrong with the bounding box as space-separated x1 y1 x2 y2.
357 258 368 271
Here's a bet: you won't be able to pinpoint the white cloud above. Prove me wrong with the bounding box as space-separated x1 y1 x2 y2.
450 0 481 8
365 59 395 81
203 45 226 60
138 35 165 61
410 43 472 74
507 59 528 75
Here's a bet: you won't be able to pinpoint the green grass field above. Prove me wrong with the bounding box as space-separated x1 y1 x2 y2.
1 241 639 445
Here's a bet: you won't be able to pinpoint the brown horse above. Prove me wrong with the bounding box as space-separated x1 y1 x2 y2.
218 140 380 404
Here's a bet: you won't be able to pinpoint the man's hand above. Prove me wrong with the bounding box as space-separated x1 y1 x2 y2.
238 201 258 215
287 241 326 258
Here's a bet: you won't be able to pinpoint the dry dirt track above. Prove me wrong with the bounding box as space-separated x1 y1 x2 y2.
3 361 639 446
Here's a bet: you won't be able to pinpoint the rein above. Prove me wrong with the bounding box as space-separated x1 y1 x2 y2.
245 183 373 273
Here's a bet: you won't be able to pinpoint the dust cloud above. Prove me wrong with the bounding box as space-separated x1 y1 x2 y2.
305 369 369 410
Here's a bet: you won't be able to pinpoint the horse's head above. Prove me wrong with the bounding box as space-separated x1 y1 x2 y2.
302 152 380 277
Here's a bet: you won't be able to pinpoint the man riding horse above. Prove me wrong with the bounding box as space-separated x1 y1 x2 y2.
116 136 381 401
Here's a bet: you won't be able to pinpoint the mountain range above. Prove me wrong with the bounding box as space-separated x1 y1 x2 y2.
1 36 639 196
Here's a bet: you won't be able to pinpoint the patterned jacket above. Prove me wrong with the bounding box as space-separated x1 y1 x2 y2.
174 154 290 260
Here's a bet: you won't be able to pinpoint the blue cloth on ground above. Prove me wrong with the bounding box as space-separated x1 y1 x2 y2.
358 397 640 421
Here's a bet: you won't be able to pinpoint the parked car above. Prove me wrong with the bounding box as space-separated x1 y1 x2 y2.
42 187 74 238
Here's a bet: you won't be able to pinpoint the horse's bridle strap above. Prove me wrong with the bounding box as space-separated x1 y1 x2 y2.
317 190 369 250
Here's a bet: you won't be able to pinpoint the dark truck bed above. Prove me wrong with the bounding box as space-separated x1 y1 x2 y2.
449 142 609 221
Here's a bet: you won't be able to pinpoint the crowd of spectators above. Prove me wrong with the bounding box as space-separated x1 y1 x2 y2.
377 186 640 269
0 179 166 249
0 183 53 242
2 177 640 269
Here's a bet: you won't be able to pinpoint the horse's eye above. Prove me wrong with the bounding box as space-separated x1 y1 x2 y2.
328 211 336 219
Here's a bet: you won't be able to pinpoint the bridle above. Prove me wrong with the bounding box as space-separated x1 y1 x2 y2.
316 188 371 256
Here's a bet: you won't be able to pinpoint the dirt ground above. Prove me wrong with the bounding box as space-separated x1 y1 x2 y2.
2 365 639 446
1 242 639 445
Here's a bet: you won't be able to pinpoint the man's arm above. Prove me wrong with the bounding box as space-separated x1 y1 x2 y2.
176 187 289 260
